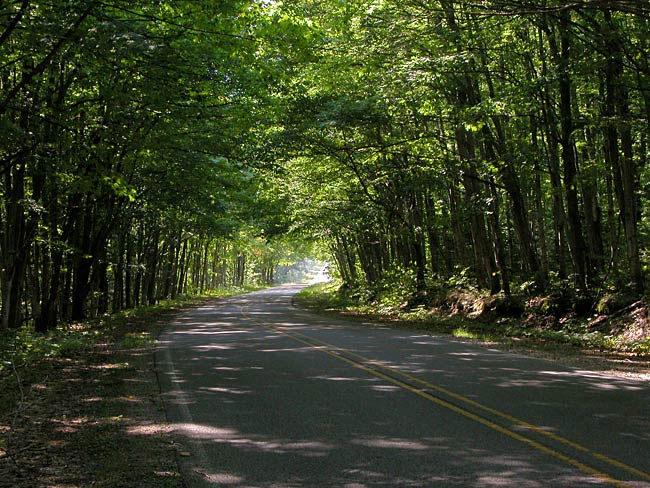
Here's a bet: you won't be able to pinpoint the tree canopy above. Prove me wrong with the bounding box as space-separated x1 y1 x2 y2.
2 0 650 332
263 0 650 299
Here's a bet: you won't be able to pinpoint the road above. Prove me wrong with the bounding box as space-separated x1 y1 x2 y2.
156 285 650 488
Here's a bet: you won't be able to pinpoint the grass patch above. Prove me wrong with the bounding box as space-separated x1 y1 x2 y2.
293 282 348 309
452 327 493 341
120 332 155 349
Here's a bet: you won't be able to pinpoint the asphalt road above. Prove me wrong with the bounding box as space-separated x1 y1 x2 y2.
156 285 650 488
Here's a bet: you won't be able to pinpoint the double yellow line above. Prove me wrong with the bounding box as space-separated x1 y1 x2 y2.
240 305 649 488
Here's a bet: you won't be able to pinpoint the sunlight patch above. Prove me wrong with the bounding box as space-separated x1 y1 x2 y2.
127 423 171 436
351 437 430 450
198 470 244 484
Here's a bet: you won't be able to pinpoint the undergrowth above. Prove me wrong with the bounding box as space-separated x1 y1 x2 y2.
296 281 650 356
0 285 265 378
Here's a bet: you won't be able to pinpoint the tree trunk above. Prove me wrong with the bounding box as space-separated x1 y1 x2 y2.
113 225 126 313
176 238 188 295
458 137 500 293
144 227 160 306
557 11 589 288
2 161 35 329
487 179 510 295
531 118 549 283
447 185 468 270
580 129 604 280
71 195 94 321
125 233 135 309
603 10 643 293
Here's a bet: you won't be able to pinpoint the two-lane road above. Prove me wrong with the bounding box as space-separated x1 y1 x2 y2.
157 286 650 487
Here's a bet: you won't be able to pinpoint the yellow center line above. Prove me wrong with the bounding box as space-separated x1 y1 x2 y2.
284 327 650 483
240 305 645 488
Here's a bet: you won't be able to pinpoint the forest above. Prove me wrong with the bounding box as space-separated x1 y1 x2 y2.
2 0 650 337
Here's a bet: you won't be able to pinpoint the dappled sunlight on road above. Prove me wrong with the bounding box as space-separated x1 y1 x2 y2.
155 286 650 488
163 414 597 487
162 414 601 487
198 386 252 395
310 374 372 382
195 471 245 485
170 422 336 457
350 437 432 450
537 370 647 391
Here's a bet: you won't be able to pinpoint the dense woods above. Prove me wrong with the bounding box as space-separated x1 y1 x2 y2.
0 1 295 332
270 0 650 306
2 0 650 334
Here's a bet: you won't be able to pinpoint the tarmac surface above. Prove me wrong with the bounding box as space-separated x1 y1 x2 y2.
157 285 650 487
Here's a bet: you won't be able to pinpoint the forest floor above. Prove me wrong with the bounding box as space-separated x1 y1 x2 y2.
0 304 187 488
1 285 648 488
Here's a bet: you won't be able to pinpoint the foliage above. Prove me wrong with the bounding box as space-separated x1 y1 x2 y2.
296 283 650 356
0 0 311 334
2 0 649 365
261 0 650 311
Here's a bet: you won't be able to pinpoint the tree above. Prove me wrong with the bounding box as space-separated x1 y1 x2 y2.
0 0 291 331
263 0 650 298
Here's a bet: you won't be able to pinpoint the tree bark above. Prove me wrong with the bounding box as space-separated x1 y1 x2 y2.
601 9 643 293
557 11 589 288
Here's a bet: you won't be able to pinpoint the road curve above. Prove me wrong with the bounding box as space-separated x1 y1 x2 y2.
156 285 650 488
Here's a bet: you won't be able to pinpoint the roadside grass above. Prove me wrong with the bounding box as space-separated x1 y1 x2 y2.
0 286 263 378
295 283 650 360
0 285 264 488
